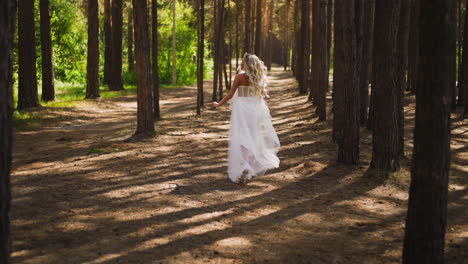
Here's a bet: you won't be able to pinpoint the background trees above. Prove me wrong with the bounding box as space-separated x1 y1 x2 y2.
0 0 16 262
86 0 100 99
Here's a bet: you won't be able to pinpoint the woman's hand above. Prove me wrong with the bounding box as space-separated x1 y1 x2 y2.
212 101 221 108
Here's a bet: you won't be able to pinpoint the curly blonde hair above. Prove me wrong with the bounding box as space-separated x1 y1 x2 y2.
243 53 269 97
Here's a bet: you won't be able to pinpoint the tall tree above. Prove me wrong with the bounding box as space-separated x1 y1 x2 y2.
397 0 411 155
171 0 177 84
110 0 124 91
197 0 205 115
152 0 161 119
133 0 155 137
86 0 100 98
407 0 419 93
0 0 15 262
243 0 251 53
254 0 263 57
370 0 401 171
402 0 453 262
333 0 360 164
18 0 40 110
311 0 328 120
128 5 135 72
104 0 112 85
39 0 55 102
457 0 465 106
298 0 310 95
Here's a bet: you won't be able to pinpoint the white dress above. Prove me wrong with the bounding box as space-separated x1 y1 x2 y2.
227 85 280 183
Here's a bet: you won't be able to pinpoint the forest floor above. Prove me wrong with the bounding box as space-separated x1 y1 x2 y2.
10 67 468 264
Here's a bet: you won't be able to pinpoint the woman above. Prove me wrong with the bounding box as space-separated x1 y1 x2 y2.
212 53 280 185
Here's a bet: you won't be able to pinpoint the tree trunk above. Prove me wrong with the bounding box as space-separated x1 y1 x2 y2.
151 0 160 119
197 0 205 115
312 0 328 120
359 0 375 127
18 0 40 110
133 0 155 137
86 0 100 99
397 0 411 155
457 0 465 106
407 0 419 93
334 0 360 164
0 1 15 262
171 0 177 84
299 0 310 95
128 6 135 72
370 0 401 171
244 0 251 53
450 0 458 112
39 0 55 102
104 0 112 85
402 0 453 262
254 0 263 57
110 0 124 91
327 0 332 76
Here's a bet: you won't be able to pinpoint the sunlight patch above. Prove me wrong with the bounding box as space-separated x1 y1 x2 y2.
215 236 253 248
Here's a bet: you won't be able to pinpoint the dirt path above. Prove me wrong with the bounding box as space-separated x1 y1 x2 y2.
11 68 467 264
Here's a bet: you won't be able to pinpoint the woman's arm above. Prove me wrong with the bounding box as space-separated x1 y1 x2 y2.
212 75 240 108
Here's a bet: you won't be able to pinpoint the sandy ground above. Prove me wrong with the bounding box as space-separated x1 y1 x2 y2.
10 68 468 264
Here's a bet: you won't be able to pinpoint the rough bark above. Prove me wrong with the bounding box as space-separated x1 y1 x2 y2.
312 0 328 120
39 0 55 102
407 0 419 93
370 0 401 171
254 0 263 57
110 0 124 91
197 0 205 115
104 0 112 85
18 0 40 110
299 0 310 95
243 0 251 54
0 1 15 261
171 0 177 84
333 0 360 164
402 0 453 262
133 0 155 136
86 0 100 99
152 0 160 119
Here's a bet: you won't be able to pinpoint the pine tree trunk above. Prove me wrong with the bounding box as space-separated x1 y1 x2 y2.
359 0 375 127
86 0 100 99
299 0 310 95
402 1 453 262
457 0 465 106
397 0 411 155
171 0 177 85
334 0 360 164
244 0 251 53
254 0 263 56
314 0 328 121
197 0 205 115
110 0 124 91
104 0 112 85
128 6 135 72
39 0 55 102
370 0 401 171
449 0 458 112
18 0 40 110
133 0 155 137
327 0 332 76
0 1 15 262
151 0 160 119
407 0 419 93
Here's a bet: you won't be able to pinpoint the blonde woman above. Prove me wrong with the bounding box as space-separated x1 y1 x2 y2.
213 53 280 184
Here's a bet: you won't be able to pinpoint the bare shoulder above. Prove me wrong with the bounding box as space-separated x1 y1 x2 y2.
236 73 250 85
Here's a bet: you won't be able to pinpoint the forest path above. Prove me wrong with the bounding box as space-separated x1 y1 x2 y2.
10 67 467 264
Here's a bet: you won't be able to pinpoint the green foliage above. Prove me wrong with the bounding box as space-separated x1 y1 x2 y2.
157 2 212 85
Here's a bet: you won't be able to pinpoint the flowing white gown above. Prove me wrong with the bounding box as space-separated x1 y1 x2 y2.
227 85 280 183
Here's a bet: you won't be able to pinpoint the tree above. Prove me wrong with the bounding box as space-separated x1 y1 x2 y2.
128 5 135 72
333 0 360 164
197 0 205 115
86 0 100 99
311 0 328 120
402 0 453 262
39 0 55 102
254 0 263 57
110 0 124 91
407 0 419 93
18 0 40 110
133 0 155 137
370 0 401 171
0 0 15 262
104 0 112 85
171 0 177 84
152 0 161 119
298 0 310 95
243 0 252 53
